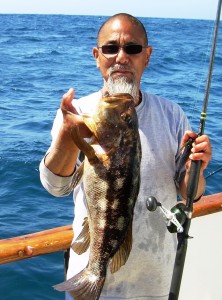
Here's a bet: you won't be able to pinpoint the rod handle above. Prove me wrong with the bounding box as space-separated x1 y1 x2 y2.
186 160 202 201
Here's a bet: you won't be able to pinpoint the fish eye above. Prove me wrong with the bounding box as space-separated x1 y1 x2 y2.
121 112 132 124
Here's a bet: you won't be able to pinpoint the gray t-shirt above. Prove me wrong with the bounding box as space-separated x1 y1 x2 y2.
40 90 190 299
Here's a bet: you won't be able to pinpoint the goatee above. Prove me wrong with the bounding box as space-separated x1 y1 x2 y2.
106 76 137 100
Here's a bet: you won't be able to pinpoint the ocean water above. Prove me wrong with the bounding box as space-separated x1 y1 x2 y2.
0 14 221 299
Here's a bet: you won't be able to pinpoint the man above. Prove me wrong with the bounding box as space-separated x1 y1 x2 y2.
40 13 212 300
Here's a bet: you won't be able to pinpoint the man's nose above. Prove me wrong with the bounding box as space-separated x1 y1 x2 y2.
115 48 129 64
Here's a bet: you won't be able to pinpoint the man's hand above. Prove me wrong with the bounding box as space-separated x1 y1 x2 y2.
181 130 212 173
60 88 92 138
179 130 212 200
44 88 91 177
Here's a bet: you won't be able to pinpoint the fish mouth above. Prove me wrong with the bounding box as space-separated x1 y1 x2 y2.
102 93 133 105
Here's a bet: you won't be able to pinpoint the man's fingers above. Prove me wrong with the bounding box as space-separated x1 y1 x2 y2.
61 88 75 112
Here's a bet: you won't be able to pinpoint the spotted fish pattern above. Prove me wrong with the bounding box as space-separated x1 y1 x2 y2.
54 93 141 300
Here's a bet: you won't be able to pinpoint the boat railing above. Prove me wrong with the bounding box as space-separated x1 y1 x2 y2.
0 192 222 265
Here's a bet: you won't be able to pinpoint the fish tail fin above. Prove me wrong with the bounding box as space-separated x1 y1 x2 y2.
53 269 105 300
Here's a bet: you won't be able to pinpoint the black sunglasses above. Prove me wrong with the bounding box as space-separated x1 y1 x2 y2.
98 44 147 55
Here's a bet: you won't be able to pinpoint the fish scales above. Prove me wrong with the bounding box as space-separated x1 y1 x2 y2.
54 93 141 300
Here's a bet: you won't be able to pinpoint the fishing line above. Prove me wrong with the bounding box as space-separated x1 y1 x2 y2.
189 21 215 125
191 16 222 183
175 5 221 184
205 165 222 179
197 2 221 136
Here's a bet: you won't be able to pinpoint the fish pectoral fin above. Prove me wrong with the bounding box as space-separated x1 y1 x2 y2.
70 126 97 162
82 115 97 136
109 221 133 274
95 153 110 165
71 217 90 255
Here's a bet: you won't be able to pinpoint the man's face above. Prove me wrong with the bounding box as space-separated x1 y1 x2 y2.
93 18 152 97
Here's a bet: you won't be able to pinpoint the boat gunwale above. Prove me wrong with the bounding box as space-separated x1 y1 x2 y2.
0 192 222 265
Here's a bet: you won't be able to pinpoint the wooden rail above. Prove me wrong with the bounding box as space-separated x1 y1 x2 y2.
0 192 222 265
0 225 73 265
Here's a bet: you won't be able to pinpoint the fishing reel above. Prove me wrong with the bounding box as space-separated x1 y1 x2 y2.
146 196 187 233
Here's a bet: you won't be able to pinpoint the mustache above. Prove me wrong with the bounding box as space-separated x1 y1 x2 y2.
108 65 136 76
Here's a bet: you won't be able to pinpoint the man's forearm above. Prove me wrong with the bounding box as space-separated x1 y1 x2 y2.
45 128 79 177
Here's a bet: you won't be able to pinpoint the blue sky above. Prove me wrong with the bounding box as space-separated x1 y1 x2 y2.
0 0 220 20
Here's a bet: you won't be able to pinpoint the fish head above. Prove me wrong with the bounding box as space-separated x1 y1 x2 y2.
81 93 139 158
98 93 137 128
93 93 138 146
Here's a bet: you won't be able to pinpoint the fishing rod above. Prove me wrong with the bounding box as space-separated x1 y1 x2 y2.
169 1 222 298
147 0 222 299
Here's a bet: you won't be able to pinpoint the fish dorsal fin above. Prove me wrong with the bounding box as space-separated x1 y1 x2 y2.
71 217 90 255
109 221 133 274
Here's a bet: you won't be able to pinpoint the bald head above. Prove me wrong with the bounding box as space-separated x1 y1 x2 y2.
97 13 148 46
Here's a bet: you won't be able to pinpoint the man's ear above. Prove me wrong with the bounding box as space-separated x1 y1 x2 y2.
92 47 100 68
145 46 153 67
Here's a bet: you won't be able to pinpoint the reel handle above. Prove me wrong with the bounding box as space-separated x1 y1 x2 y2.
146 196 161 211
